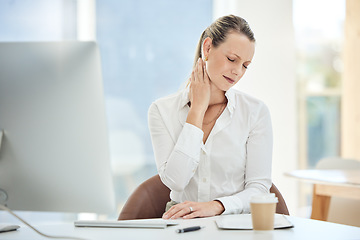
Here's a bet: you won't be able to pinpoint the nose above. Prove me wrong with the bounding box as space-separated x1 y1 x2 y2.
231 64 243 76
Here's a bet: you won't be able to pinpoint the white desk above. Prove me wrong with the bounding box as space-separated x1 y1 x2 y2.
285 169 360 221
2 215 360 240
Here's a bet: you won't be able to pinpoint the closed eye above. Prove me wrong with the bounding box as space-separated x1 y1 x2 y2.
227 57 235 62
243 65 248 69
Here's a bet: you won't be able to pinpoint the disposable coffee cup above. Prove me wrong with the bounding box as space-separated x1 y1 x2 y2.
250 193 278 230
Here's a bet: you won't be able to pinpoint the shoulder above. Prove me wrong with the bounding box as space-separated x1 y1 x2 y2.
149 89 187 114
228 89 272 132
154 90 184 106
230 88 268 111
228 88 271 126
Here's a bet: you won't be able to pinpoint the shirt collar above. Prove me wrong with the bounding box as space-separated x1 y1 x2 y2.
179 87 190 109
178 87 190 126
225 88 236 115
178 87 236 124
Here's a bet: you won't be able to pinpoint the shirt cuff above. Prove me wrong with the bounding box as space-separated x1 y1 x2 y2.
215 196 244 215
174 123 204 161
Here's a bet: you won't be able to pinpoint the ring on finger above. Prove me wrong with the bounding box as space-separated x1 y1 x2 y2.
189 206 193 213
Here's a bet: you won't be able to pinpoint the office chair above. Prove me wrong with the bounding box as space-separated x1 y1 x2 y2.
118 174 289 220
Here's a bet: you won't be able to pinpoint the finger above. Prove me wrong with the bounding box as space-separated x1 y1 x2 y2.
164 201 195 219
170 206 192 219
182 211 199 219
194 59 201 83
193 58 200 83
162 205 181 219
182 206 199 219
163 202 191 219
197 58 204 82
188 83 193 103
203 64 210 84
191 71 195 83
162 211 171 219
203 57 207 72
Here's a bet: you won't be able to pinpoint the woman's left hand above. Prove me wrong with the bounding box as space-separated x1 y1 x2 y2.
162 200 225 219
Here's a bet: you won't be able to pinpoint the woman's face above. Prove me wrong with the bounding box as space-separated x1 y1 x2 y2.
204 32 255 92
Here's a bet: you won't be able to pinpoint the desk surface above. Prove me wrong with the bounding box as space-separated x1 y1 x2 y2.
2 215 360 240
285 169 360 187
285 169 360 222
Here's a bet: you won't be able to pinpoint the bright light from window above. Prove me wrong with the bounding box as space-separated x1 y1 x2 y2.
293 0 345 44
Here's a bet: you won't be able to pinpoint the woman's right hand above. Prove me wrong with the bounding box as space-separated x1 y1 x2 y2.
186 58 211 128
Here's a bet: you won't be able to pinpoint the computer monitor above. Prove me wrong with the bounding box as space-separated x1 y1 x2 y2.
0 41 115 214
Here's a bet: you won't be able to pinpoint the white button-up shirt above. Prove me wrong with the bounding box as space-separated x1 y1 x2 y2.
148 87 273 214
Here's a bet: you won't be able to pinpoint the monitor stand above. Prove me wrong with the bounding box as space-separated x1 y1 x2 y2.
0 129 3 152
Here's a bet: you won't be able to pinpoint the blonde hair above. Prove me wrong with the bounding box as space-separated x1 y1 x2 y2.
193 15 255 69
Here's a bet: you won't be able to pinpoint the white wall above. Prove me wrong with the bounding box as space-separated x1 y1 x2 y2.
213 0 298 214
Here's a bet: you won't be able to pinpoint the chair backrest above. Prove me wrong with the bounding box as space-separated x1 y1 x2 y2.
316 157 360 170
271 183 290 216
118 174 289 220
118 175 170 220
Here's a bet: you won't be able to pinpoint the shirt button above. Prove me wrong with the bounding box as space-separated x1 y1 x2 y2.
203 178 207 182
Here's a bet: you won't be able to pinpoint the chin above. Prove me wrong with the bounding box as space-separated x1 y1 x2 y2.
211 76 234 91
219 82 232 92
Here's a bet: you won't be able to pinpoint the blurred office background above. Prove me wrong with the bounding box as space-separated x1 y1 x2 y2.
1 0 358 225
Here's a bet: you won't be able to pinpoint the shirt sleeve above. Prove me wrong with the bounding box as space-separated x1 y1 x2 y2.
215 102 273 214
148 102 204 192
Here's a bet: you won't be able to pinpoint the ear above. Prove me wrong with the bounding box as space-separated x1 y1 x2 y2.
202 37 212 60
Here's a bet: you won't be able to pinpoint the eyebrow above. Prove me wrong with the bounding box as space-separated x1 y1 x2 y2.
233 53 242 60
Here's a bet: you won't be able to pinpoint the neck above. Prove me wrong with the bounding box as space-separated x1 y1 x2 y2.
208 85 227 106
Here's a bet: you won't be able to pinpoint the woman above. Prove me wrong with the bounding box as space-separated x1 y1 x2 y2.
148 15 273 219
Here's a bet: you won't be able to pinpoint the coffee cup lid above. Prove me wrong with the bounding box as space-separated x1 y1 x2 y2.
250 193 278 203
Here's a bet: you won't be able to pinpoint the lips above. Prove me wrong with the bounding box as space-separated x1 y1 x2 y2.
223 75 235 84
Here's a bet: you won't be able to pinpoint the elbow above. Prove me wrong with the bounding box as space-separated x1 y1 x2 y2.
159 173 188 192
168 183 186 192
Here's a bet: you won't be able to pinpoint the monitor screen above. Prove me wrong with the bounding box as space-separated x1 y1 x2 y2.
0 41 115 214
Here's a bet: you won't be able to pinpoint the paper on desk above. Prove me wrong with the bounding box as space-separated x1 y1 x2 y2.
74 218 178 229
216 214 293 230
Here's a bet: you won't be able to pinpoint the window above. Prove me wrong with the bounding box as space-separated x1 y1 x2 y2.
294 0 345 169
293 0 345 213
95 0 213 211
0 0 213 219
0 0 77 41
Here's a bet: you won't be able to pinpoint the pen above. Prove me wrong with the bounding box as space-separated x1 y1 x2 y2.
176 226 205 233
